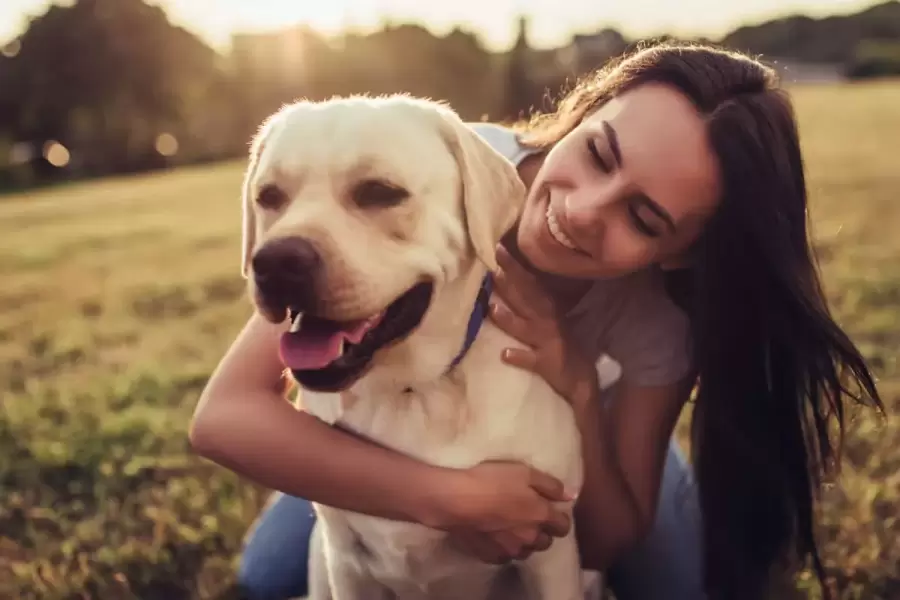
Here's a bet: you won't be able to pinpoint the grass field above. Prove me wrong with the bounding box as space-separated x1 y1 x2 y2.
1 80 898 600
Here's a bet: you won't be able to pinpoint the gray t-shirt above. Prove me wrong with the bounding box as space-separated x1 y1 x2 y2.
471 122 692 388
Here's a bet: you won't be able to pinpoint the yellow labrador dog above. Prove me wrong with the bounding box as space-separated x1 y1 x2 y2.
240 94 587 600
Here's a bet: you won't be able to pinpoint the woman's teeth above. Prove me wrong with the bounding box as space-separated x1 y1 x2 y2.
545 206 578 250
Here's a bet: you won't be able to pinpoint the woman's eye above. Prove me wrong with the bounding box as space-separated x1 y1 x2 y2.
628 203 661 238
586 138 611 173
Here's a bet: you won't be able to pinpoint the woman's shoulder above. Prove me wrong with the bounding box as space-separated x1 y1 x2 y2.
466 121 538 167
571 269 693 388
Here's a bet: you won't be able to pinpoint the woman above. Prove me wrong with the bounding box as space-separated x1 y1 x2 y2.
190 41 882 600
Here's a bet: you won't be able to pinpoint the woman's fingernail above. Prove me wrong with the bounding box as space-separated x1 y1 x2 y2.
564 488 578 501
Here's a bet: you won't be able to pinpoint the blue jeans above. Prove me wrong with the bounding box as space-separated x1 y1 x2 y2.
237 439 704 600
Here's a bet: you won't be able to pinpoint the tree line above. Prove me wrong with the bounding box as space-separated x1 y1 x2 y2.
1 0 898 190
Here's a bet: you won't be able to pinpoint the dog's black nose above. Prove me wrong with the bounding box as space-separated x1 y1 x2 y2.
252 236 322 312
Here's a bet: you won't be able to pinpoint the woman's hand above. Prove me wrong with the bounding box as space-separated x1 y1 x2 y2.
489 245 598 408
440 461 575 564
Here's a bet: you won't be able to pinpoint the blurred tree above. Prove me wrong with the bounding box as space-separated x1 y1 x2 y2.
722 0 900 64
0 0 896 189
0 0 234 182
845 39 900 79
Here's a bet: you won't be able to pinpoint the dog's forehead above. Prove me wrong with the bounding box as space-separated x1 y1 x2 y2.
255 99 462 193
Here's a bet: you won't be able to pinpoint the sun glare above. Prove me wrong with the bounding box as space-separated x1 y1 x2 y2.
247 3 352 34
0 0 884 55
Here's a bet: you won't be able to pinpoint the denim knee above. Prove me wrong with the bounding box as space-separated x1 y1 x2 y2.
606 440 706 600
237 561 306 600
236 493 317 599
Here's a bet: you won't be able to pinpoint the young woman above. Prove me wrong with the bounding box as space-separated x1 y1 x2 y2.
190 41 883 600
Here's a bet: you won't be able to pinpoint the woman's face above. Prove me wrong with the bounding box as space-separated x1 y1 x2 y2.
516 82 722 279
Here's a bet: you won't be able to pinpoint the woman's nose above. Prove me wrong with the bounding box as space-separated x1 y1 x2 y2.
564 187 612 234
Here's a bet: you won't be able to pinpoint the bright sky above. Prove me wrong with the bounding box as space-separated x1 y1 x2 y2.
0 0 880 52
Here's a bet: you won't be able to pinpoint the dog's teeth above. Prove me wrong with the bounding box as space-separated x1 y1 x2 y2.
289 312 303 333
338 339 345 356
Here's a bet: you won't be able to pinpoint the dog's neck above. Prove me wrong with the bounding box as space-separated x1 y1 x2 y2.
349 259 491 396
445 272 492 372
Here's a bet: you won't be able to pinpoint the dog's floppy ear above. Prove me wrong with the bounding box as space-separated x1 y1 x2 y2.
240 118 277 279
440 113 527 273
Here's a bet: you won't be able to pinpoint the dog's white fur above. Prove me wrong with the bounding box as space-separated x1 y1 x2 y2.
241 94 589 600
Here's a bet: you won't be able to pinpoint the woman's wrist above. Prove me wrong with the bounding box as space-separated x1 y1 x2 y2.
568 368 602 415
406 463 468 530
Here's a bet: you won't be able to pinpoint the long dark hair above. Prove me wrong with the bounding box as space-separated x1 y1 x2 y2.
518 41 884 599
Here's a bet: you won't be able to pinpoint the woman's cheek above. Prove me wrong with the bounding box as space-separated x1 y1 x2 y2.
603 230 654 274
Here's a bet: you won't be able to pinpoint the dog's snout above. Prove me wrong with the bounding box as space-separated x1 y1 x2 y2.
252 236 322 312
253 236 321 280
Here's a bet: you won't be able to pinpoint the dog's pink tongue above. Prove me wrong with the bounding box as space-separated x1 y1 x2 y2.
279 314 382 371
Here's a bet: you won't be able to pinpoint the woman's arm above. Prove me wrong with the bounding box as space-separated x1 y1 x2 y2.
487 244 696 568
569 375 694 571
189 312 571 535
189 312 451 525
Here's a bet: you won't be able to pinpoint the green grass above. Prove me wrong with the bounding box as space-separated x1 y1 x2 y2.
1 80 898 599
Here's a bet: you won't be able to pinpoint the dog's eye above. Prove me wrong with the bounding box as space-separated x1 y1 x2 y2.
353 180 409 208
256 184 288 210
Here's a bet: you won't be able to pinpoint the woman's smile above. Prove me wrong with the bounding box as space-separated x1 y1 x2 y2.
533 190 591 259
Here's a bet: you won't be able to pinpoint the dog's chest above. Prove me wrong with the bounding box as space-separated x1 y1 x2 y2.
319 505 514 599
304 324 585 599
349 513 483 582
304 324 583 486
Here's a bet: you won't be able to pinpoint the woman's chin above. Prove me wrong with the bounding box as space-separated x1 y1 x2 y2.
518 230 613 280
517 233 568 275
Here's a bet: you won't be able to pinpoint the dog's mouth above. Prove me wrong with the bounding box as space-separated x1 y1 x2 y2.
279 282 434 392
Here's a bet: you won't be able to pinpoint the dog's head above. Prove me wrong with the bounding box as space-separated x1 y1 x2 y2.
240 95 525 392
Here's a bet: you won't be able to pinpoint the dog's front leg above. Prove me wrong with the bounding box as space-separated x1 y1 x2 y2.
307 521 333 600
323 549 393 600
311 510 393 600
518 529 584 600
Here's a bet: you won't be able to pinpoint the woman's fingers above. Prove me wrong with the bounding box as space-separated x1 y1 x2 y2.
510 529 555 561
449 531 509 565
492 269 537 320
449 519 563 565
500 347 538 372
532 532 553 552
489 300 542 347
495 244 542 287
494 244 518 272
526 467 576 539
493 247 550 319
540 509 572 538
527 467 568 501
